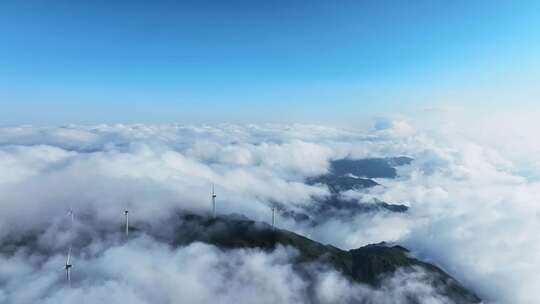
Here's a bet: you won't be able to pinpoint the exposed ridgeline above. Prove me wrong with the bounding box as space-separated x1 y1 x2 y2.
170 213 481 304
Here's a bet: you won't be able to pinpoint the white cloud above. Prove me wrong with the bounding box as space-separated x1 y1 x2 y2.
373 117 416 139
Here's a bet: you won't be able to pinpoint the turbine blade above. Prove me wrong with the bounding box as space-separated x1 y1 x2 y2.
66 247 72 265
67 208 75 227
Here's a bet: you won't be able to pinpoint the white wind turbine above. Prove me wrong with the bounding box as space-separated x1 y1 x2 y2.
211 183 217 218
124 210 129 237
63 207 75 286
271 207 276 229
64 247 73 286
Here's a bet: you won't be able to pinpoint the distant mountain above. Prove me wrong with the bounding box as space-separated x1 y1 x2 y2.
297 157 412 224
307 174 379 193
330 157 413 179
278 196 408 226
170 214 481 304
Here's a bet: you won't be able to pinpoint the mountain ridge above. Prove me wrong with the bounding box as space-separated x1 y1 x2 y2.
167 213 481 304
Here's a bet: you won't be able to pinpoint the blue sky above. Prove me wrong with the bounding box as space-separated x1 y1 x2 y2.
1 0 539 125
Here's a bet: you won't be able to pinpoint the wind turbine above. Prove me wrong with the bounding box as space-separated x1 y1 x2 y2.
64 247 73 286
124 210 129 237
271 207 276 229
211 183 217 218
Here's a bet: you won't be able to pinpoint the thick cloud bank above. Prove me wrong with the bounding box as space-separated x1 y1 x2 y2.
1 113 539 303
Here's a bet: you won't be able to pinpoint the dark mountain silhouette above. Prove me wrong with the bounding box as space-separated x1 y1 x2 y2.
1 212 480 303
169 213 480 304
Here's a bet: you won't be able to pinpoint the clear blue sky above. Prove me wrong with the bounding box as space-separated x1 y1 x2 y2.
1 0 539 125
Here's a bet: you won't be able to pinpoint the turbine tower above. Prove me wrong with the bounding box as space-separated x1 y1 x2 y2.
271 207 275 229
124 210 129 237
211 183 217 218
64 247 73 286
66 207 75 244
63 208 74 286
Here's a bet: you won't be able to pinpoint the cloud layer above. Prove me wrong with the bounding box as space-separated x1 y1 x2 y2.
1 112 539 303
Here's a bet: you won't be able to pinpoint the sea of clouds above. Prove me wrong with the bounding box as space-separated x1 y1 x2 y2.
1 108 539 303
